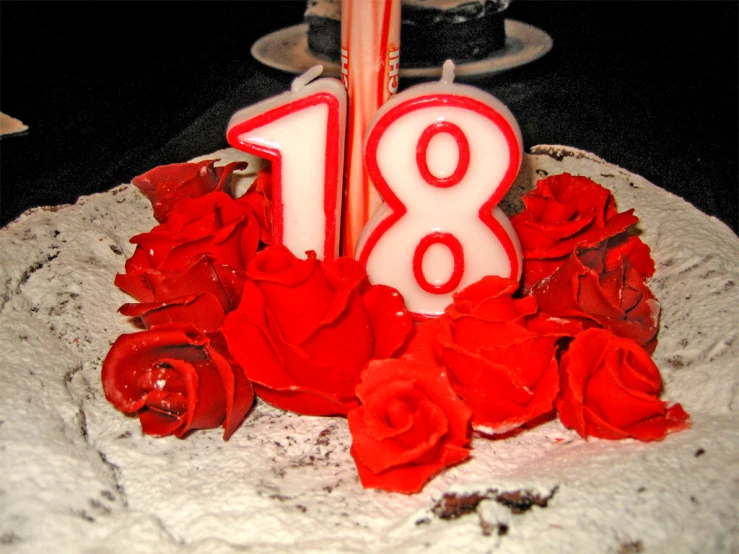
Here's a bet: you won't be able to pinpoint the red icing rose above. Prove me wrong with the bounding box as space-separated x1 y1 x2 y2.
531 240 660 352
122 191 264 279
117 255 245 333
101 325 254 439
605 234 655 279
348 359 472 494
132 159 248 223
222 245 413 416
511 173 640 291
235 165 273 246
404 276 570 434
557 328 690 441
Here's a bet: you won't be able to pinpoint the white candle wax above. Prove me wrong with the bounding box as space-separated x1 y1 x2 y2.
227 66 347 261
356 61 523 317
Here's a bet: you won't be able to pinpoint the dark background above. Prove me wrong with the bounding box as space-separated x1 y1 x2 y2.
1 1 737 232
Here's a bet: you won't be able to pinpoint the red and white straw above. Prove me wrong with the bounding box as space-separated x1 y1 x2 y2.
340 0 401 256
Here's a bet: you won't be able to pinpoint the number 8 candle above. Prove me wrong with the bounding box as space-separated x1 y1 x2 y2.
227 66 346 262
355 61 523 318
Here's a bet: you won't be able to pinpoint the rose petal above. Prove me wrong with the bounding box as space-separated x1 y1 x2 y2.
449 316 532 351
471 357 559 434
115 271 155 303
584 360 668 429
248 247 333 344
214 161 249 195
447 275 520 315
520 257 566 293
223 280 359 415
578 267 625 319
351 442 470 495
120 294 227 333
399 317 446 366
146 256 228 304
132 160 220 223
207 336 255 440
606 235 655 278
254 384 358 416
624 403 691 441
300 291 374 378
361 285 413 359
223 281 292 390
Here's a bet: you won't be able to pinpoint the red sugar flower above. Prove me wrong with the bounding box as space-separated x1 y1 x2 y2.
132 159 248 223
122 191 264 277
348 359 472 494
117 255 245 333
102 326 254 440
557 328 690 441
511 173 639 291
531 240 660 353
222 245 413 416
437 277 568 434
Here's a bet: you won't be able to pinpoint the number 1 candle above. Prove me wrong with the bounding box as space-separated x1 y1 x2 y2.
340 0 402 256
355 61 524 318
227 66 346 262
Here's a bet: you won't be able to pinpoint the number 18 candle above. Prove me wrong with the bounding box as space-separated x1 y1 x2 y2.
355 61 523 317
227 66 347 262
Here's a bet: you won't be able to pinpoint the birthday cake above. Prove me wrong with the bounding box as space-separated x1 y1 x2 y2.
0 145 737 552
305 0 510 67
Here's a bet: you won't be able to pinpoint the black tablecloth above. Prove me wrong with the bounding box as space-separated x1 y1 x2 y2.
1 1 737 233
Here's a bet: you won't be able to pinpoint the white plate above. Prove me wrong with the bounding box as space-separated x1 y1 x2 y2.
251 20 553 79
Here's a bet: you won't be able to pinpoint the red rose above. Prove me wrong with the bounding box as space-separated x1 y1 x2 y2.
117 255 245 333
605 234 655 279
348 359 472 494
430 276 568 434
511 173 639 291
557 328 690 441
222 245 413 416
531 240 660 352
235 164 273 246
101 326 254 439
123 191 264 278
132 159 248 223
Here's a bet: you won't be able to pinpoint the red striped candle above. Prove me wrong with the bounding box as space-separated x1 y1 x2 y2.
340 0 401 257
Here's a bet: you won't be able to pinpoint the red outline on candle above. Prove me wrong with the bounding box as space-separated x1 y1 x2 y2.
416 121 470 188
412 232 465 294
227 92 343 262
359 94 521 280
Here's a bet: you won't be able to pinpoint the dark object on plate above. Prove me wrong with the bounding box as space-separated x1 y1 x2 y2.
304 0 510 67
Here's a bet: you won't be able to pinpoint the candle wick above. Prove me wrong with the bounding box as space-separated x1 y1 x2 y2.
440 60 456 84
292 65 324 92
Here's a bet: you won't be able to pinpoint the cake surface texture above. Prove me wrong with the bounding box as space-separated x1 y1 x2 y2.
0 146 737 553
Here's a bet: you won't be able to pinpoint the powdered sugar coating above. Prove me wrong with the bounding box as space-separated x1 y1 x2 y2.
0 146 736 553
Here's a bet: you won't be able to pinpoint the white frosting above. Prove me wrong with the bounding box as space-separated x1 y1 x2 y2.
1 146 737 553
